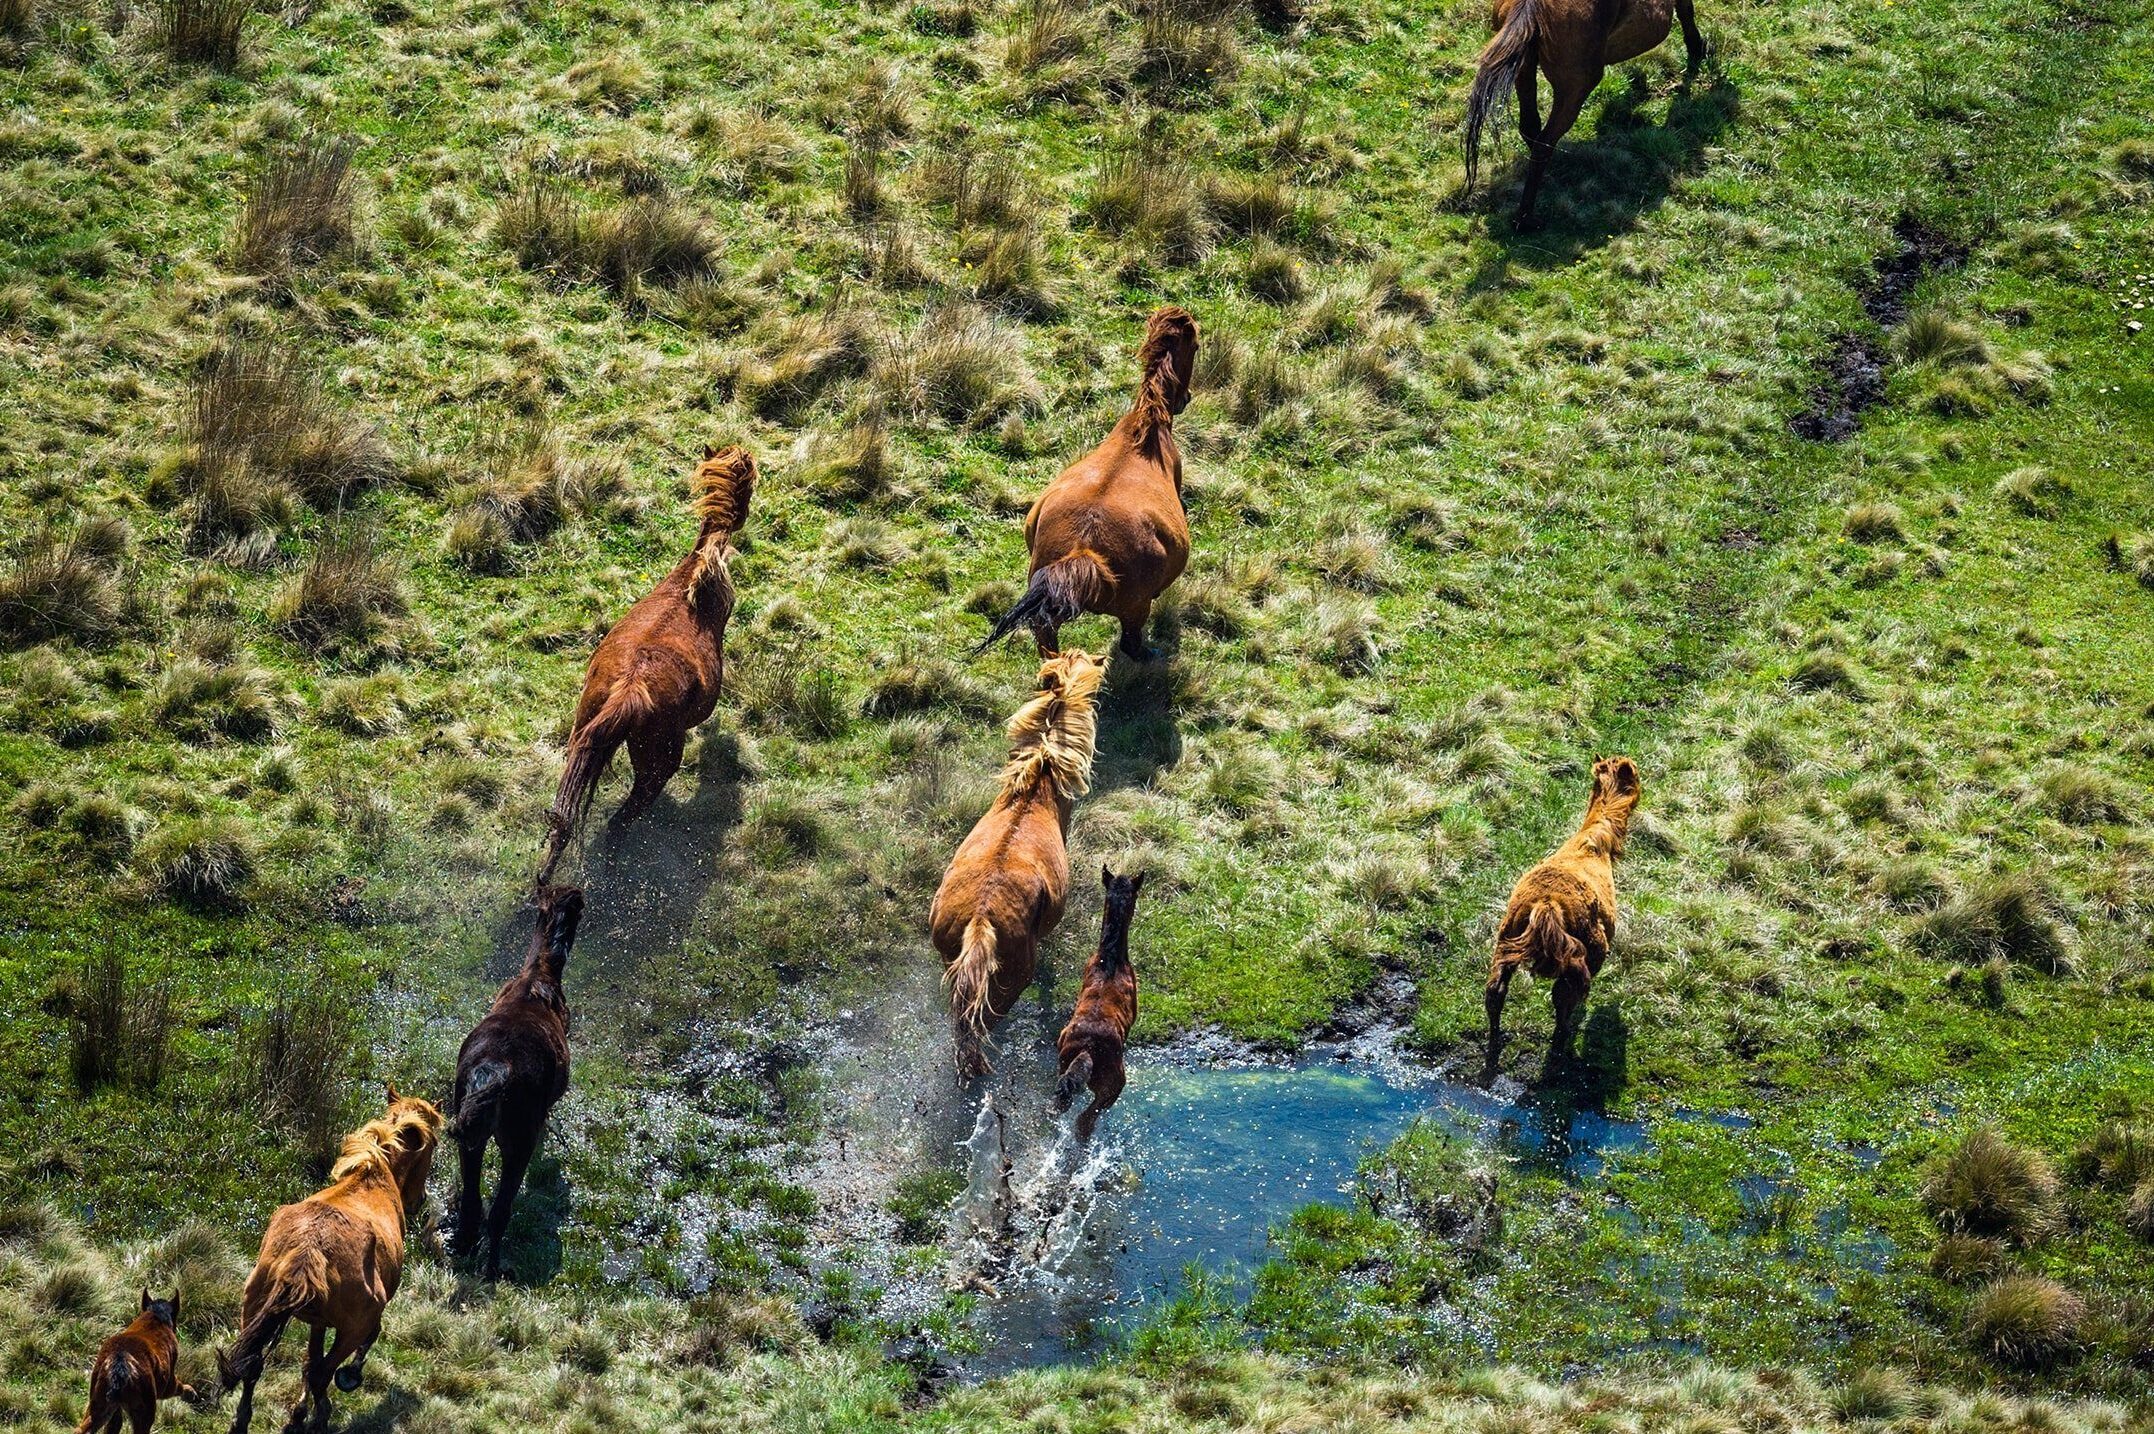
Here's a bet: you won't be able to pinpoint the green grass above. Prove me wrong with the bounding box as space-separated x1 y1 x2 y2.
2 0 2153 1418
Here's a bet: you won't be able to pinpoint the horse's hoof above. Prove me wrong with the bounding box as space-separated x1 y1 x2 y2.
334 1367 362 1393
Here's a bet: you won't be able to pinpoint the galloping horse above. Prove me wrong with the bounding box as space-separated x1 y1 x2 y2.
449 883 582 1281
540 445 756 882
931 649 1106 1078
78 1290 195 1433
1485 756 1641 1065
976 307 1197 661
1465 0 1705 228
220 1089 443 1434
1055 866 1142 1139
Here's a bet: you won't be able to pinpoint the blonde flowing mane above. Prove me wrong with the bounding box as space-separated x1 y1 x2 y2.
997 652 1105 801
687 445 756 602
330 1099 443 1182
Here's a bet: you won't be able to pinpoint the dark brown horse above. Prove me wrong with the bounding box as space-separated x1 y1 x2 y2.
976 307 1197 661
1486 756 1640 1066
540 446 755 882
79 1291 194 1434
1056 867 1141 1140
449 883 581 1281
1465 0 1705 228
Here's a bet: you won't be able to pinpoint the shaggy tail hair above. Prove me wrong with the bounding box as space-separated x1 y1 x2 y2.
973 553 1105 655
79 1350 134 1432
1055 1049 1094 1112
945 917 1000 1050
1495 901 1581 977
540 678 654 881
218 1248 327 1392
1465 0 1540 193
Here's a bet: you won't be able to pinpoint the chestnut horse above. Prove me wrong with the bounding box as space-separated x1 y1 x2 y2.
976 307 1197 661
220 1089 443 1434
540 445 756 882
449 883 581 1281
1485 756 1641 1065
79 1290 195 1433
1056 866 1142 1140
931 649 1106 1078
1465 0 1705 228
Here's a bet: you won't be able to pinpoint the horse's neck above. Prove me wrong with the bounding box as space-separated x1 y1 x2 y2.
1095 924 1130 973
1576 801 1632 860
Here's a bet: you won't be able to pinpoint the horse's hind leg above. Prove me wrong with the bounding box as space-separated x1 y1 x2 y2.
281 1325 326 1434
1515 76 1593 228
1551 968 1590 1058
1515 55 1542 143
452 1134 486 1263
327 1310 379 1395
1675 0 1705 70
613 727 683 828
484 1129 539 1282
1118 603 1157 662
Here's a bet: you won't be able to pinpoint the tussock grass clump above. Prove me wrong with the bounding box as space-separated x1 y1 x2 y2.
1915 873 2070 974
1083 145 1214 262
683 1293 808 1366
176 342 390 539
2126 1181 2154 1242
1829 1367 1914 1422
1842 502 1907 544
140 815 257 907
497 175 717 295
1993 466 2066 517
872 306 1040 423
732 651 851 739
1302 599 1380 675
2103 530 2154 588
235 135 359 278
1004 0 1094 75
800 415 896 505
1 0 33 37
1244 237 1302 302
1132 0 1242 102
271 528 407 647
154 0 247 68
964 223 1060 319
740 796 827 862
734 310 873 420
2038 766 2130 825
148 659 283 742
1929 1233 2006 1284
238 986 356 1164
863 657 993 718
68 951 174 1093
1788 651 1863 696
319 673 408 737
0 517 129 647
1922 1126 2060 1246
1966 1275 2084 1368
2069 1117 2154 1193
448 428 633 572
1204 172 1325 243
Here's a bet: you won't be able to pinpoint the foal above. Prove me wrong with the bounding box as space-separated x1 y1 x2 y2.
1056 867 1142 1140
1485 756 1641 1065
221 1089 442 1434
540 445 756 881
977 307 1197 660
450 883 581 1281
1465 0 1706 228
931 649 1106 1078
79 1290 194 1433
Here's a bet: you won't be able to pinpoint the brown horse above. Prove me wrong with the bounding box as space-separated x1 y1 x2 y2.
976 307 1197 661
79 1290 195 1434
1464 0 1705 228
1055 866 1141 1140
449 883 581 1281
931 649 1106 1078
220 1089 443 1434
1485 756 1641 1066
540 445 756 882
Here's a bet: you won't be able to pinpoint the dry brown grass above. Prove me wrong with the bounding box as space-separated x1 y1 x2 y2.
234 133 358 278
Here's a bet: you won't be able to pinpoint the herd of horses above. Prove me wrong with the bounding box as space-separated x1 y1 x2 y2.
67 0 1717 1420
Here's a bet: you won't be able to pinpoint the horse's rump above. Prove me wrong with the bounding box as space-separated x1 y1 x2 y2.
1494 899 1584 981
974 552 1106 654
450 1056 511 1143
1055 1048 1094 1109
220 1245 328 1387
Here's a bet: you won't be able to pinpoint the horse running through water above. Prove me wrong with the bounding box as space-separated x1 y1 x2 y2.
976 307 1198 661
1485 756 1641 1067
1465 0 1706 228
79 1290 194 1434
220 1089 443 1434
540 445 756 882
449 883 582 1281
932 649 1106 1078
1056 867 1142 1140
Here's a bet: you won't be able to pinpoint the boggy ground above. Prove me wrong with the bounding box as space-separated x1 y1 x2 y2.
2 0 2153 1420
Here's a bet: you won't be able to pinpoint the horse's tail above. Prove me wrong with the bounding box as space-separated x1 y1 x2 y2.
945 917 1000 1044
972 552 1105 655
218 1247 326 1390
1494 901 1578 977
449 1057 509 1145
78 1349 130 1430
1466 0 1540 192
1055 1049 1094 1112
541 677 653 879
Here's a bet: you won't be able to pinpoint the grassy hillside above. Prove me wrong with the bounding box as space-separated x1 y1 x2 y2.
3 0 2153 1421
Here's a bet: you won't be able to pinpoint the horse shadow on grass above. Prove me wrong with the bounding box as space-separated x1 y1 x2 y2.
1091 641 1184 795
1469 68 1742 275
